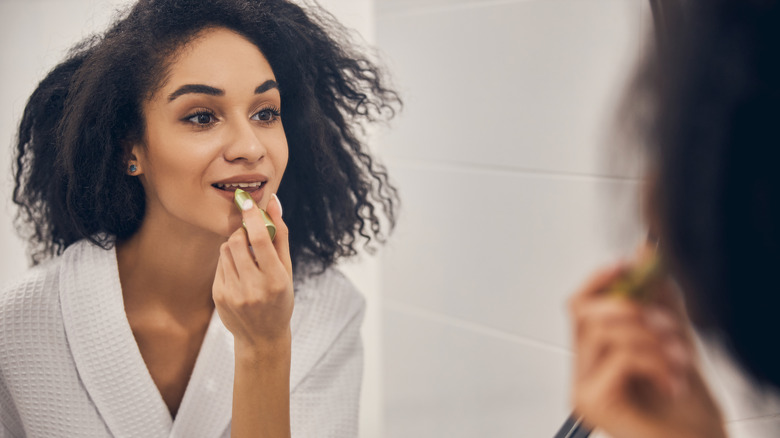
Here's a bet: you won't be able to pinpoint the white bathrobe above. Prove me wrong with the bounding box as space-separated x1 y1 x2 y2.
0 239 365 438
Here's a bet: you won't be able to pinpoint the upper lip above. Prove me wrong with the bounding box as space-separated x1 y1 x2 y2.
212 174 269 186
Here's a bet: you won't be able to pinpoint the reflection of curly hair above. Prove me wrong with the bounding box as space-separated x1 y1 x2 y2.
630 0 780 389
13 0 401 270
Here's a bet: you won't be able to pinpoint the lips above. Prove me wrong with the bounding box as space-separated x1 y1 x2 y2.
213 181 265 192
212 174 269 193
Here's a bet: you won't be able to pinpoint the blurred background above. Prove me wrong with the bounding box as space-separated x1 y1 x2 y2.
1 0 779 437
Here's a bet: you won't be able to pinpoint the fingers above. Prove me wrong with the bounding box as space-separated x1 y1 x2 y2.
574 295 643 339
237 194 290 275
584 346 682 405
213 193 295 349
215 228 294 345
214 244 228 287
568 263 628 314
266 194 292 276
569 252 726 438
213 242 239 308
226 230 257 280
578 312 689 383
213 242 235 306
574 294 693 408
648 277 691 328
219 240 240 282
575 299 689 345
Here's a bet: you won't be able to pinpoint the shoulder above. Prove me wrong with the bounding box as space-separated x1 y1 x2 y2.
0 254 65 382
0 256 63 322
293 265 366 324
0 239 113 333
290 266 365 384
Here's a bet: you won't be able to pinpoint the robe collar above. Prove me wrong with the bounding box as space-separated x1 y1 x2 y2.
59 240 234 438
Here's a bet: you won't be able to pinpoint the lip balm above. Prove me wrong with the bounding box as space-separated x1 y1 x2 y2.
233 188 277 241
604 252 663 300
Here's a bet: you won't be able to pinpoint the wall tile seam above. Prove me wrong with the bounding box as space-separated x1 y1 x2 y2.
386 158 644 184
725 413 780 424
385 299 573 356
376 0 554 20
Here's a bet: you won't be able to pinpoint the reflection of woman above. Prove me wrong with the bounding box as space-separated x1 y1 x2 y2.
569 0 780 437
0 0 399 436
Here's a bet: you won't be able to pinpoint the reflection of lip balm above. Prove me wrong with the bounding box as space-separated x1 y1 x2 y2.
233 188 276 241
604 253 663 300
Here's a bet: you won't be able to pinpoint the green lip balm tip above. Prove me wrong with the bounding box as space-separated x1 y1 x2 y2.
232 188 276 241
233 188 253 211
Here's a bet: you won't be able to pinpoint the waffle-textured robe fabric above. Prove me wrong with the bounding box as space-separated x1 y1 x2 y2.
0 239 365 437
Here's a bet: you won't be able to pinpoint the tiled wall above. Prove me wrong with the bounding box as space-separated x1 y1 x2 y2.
4 1 780 437
374 0 780 437
375 0 643 435
0 0 134 284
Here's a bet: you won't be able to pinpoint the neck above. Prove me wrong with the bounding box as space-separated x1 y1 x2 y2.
116 216 224 315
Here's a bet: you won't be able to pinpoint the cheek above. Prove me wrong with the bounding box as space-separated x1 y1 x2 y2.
274 132 290 178
142 135 215 194
150 147 204 180
278 147 289 175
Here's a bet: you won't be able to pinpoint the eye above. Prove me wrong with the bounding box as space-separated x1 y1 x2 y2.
251 106 281 124
183 110 217 126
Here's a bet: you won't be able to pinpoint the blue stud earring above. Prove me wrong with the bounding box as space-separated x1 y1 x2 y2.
128 164 138 174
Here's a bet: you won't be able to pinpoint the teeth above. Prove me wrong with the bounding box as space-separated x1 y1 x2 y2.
216 182 264 189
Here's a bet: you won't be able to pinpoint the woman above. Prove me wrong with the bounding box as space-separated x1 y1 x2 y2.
0 0 399 436
569 0 780 437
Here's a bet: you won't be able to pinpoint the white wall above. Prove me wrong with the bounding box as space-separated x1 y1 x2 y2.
374 1 780 437
374 1 643 435
4 1 779 438
0 0 135 283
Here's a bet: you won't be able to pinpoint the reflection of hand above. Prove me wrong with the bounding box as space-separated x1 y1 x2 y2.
213 194 293 352
569 263 727 438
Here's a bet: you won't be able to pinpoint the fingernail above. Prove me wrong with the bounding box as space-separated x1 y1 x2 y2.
665 340 691 367
234 188 255 211
644 307 676 333
273 193 283 217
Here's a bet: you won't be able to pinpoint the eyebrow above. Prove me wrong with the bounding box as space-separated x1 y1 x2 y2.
167 80 280 102
255 80 279 94
168 84 223 102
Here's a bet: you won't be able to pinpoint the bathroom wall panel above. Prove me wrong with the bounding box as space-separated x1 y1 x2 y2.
376 0 641 177
382 307 571 437
381 163 642 348
376 0 494 17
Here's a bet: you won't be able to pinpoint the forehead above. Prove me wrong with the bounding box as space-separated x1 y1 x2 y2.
163 27 275 89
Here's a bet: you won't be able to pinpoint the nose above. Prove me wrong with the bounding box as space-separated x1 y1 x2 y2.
223 119 266 163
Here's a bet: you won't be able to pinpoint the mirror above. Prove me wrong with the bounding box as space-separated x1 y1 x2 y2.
1 1 777 437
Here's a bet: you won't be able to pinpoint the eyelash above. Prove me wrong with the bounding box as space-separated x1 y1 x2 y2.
252 106 282 124
183 110 217 128
182 106 282 128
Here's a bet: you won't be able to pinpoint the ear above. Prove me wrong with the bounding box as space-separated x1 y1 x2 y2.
126 143 146 176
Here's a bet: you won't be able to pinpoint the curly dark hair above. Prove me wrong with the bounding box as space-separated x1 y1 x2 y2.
632 0 780 389
13 0 400 271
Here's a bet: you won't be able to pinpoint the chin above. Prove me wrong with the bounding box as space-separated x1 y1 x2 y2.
211 215 244 239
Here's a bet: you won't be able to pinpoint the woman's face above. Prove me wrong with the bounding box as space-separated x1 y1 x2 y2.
132 27 288 238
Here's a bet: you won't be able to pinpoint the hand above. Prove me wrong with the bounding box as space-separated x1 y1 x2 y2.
569 260 727 438
213 194 294 354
